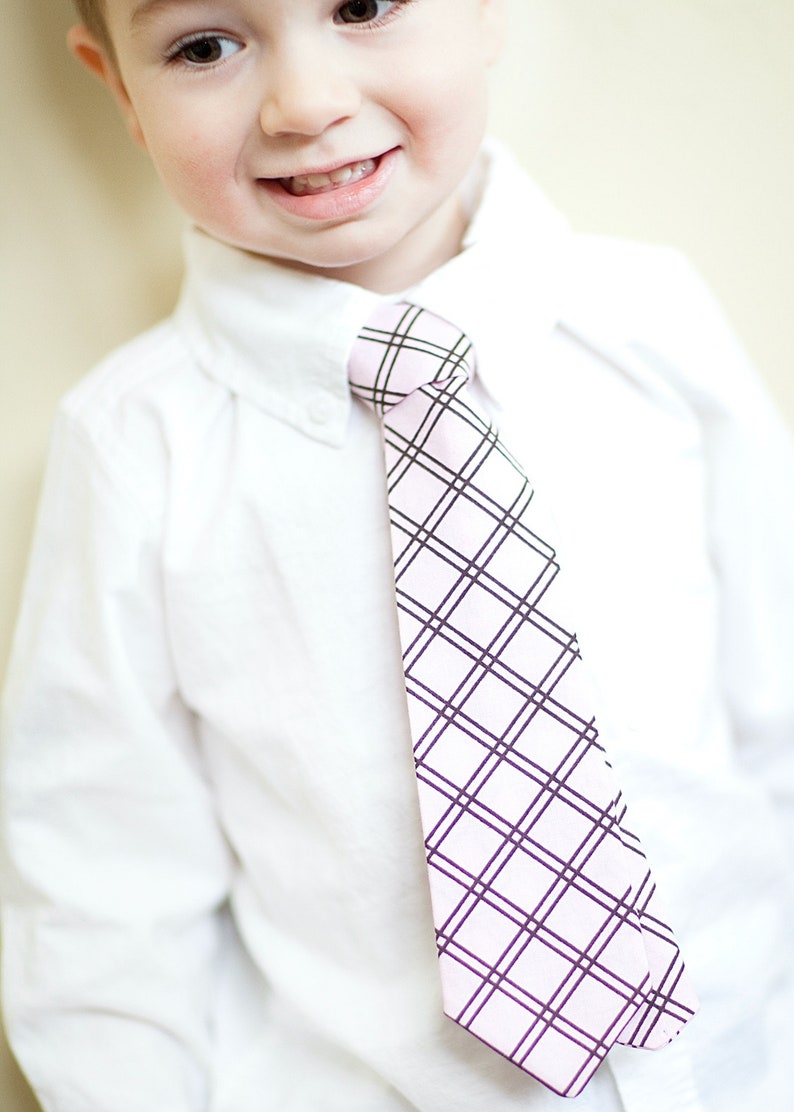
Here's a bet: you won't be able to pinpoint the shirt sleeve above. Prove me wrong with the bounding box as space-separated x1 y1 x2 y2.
629 250 794 859
1 407 234 1112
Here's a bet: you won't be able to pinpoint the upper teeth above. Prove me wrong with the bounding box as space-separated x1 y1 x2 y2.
283 159 376 195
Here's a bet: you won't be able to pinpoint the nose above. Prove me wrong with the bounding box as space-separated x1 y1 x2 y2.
259 46 362 138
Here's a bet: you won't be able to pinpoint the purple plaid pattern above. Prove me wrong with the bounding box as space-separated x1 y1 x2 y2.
349 303 698 1098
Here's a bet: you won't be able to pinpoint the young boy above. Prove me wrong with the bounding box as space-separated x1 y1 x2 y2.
2 1 793 1109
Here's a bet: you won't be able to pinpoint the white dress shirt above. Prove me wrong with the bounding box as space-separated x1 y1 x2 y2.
2 142 793 1112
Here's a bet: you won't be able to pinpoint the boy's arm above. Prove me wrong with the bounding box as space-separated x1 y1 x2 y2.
703 331 794 852
632 250 794 855
1 408 233 1112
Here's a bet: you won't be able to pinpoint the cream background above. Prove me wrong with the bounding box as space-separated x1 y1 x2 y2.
2 1 792 1106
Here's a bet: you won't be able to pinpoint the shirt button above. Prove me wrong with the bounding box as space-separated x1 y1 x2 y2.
308 395 333 425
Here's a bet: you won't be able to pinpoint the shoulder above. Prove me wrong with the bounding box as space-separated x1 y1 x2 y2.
60 315 197 438
49 313 224 527
58 297 236 455
567 235 724 347
563 234 760 411
475 148 756 408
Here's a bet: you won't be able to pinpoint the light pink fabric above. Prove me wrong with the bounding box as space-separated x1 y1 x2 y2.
349 302 698 1097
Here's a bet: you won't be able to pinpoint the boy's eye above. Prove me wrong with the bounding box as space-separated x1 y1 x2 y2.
171 34 242 66
335 1 402 25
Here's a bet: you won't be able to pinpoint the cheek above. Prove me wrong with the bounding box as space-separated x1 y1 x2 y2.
399 66 489 168
146 126 237 211
133 94 242 197
393 46 488 133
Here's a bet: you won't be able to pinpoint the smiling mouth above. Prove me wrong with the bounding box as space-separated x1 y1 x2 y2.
278 157 379 196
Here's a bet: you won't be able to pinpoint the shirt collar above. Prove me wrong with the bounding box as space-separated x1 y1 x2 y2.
408 140 574 409
174 140 574 446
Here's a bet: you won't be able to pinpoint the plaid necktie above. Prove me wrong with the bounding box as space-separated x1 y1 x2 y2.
348 302 698 1097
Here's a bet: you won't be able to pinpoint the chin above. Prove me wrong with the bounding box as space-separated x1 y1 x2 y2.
268 238 407 284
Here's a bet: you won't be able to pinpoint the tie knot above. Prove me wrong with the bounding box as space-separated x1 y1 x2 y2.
349 302 474 418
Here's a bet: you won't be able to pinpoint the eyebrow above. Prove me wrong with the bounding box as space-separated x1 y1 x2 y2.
130 0 205 29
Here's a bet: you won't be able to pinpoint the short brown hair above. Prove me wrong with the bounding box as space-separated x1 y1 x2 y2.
74 0 111 48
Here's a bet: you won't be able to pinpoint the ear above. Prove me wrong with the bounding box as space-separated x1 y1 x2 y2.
479 0 508 65
67 25 148 151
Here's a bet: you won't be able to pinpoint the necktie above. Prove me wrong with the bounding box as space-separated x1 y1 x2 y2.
348 302 698 1098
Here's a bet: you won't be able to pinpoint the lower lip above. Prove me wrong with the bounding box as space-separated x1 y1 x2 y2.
258 148 399 221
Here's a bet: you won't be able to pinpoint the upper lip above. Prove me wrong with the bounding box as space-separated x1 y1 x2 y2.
260 149 392 182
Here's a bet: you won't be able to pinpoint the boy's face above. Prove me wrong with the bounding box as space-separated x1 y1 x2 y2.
73 0 506 291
